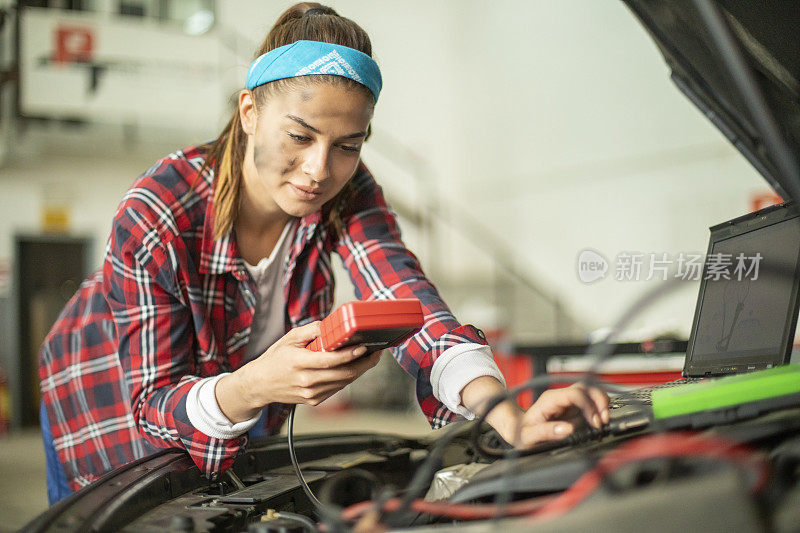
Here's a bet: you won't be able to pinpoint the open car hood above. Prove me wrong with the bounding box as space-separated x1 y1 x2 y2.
621 0 800 201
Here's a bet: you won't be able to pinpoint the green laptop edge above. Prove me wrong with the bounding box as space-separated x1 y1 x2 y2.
652 363 800 421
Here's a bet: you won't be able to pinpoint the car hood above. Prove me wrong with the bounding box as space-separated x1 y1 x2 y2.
621 0 800 201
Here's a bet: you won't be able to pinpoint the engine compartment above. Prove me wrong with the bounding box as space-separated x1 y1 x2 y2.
24 409 800 533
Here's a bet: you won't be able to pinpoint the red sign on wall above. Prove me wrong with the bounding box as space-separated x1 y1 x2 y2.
54 26 94 64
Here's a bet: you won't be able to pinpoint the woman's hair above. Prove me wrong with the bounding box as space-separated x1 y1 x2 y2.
202 2 374 239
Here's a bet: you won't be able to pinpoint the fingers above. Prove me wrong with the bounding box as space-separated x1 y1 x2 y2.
299 381 343 406
300 344 370 369
304 351 381 385
585 385 610 425
567 384 602 428
295 352 382 406
283 321 322 346
528 384 607 429
518 420 576 447
542 386 600 428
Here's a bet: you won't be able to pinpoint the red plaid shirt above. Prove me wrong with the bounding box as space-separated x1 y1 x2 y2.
39 145 488 490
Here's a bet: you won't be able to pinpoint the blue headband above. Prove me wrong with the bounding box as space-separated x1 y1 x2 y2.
246 40 382 102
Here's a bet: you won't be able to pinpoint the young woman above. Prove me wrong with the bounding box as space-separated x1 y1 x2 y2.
38 2 609 504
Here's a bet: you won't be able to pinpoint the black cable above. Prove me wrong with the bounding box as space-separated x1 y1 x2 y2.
470 260 800 516
287 405 347 532
385 419 474 526
383 275 682 525
383 254 800 527
585 276 685 378
387 374 620 525
287 405 324 510
492 434 521 523
275 510 318 532
373 485 404 526
473 383 642 460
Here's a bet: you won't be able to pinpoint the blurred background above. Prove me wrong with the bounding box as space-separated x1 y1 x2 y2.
0 0 792 529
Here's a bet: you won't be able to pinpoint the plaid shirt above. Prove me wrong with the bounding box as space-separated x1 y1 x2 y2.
39 145 487 490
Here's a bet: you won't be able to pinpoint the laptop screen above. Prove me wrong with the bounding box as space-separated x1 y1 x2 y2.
684 204 800 377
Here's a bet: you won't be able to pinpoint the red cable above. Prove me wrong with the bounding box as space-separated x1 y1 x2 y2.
341 494 557 521
531 432 769 519
342 433 767 524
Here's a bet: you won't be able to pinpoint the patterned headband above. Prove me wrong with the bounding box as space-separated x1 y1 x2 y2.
246 40 382 102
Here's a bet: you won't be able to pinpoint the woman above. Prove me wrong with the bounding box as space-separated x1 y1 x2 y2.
39 2 609 505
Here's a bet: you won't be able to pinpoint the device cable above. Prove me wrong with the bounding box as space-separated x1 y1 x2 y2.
287 405 323 509
287 404 349 532
274 510 318 532
531 432 769 519
380 259 797 526
462 260 796 523
382 374 621 526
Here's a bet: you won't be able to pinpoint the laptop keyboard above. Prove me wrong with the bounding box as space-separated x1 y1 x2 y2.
609 378 701 408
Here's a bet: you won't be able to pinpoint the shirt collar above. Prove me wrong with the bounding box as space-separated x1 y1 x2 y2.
199 195 239 275
199 189 323 275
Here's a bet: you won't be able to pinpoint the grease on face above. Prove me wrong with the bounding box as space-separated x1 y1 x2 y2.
243 83 372 219
282 157 297 175
252 145 267 170
253 136 296 176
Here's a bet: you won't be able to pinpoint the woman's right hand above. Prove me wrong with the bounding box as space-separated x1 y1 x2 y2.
215 321 381 423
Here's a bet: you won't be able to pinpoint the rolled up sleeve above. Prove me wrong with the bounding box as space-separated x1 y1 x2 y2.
334 166 500 429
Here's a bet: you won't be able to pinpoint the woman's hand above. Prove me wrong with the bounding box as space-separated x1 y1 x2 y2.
509 383 610 446
460 377 610 448
216 321 381 423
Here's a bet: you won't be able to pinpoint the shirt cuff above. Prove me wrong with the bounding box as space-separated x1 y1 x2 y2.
430 343 506 420
186 373 261 439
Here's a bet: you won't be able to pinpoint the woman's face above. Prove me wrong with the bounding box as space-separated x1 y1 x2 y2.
239 82 374 220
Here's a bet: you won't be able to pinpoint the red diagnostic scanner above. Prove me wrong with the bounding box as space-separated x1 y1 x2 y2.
306 299 424 353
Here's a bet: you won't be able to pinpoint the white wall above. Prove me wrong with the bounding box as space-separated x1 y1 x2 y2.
445 1 768 339
0 156 142 268
0 0 778 343
239 0 770 339
316 0 768 339
0 120 198 270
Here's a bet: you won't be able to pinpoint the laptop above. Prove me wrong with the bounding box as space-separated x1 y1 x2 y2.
610 201 800 412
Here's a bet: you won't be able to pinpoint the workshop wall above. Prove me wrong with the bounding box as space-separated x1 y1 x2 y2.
443 0 772 339
221 0 773 340
0 0 779 346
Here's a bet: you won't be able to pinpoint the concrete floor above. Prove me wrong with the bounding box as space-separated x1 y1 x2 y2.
0 429 48 532
0 408 432 532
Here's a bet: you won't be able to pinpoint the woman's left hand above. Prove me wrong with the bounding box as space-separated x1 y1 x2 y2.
460 377 610 448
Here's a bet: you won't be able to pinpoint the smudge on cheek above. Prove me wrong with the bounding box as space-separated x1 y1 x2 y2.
253 145 267 170
253 143 288 177
282 157 297 175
